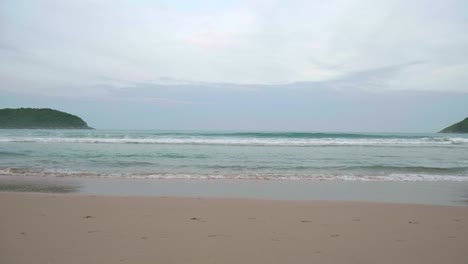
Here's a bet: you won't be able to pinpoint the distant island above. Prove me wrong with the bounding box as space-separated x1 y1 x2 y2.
0 108 92 129
439 117 468 133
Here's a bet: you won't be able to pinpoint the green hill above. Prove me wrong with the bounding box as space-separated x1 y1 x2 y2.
0 108 92 129
439 117 468 133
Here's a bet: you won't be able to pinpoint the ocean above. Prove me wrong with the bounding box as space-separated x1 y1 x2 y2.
1 129 467 182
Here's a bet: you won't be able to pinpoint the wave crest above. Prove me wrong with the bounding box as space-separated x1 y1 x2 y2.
1 167 467 182
1 136 467 146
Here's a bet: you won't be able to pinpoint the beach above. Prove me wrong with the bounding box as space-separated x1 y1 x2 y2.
3 1 468 262
1 129 468 263
1 192 467 264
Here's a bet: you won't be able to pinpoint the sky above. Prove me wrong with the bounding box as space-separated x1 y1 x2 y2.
1 0 467 132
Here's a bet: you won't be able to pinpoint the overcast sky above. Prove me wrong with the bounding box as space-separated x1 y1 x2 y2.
1 0 467 131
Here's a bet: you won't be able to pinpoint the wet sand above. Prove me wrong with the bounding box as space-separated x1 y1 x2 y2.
1 192 467 264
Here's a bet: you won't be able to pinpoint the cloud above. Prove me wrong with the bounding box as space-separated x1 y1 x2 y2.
0 42 18 52
0 0 467 96
186 32 239 50
321 61 427 91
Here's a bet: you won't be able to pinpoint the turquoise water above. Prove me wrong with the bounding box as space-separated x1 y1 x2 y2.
0 129 467 181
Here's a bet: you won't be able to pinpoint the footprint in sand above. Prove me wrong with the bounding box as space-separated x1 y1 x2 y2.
208 234 225 238
190 217 206 222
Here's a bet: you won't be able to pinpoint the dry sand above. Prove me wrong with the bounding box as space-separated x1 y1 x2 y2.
1 192 467 264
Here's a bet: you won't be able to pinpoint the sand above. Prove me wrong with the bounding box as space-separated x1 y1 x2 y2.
1 192 467 264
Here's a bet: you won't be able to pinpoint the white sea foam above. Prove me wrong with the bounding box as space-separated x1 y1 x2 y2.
1 168 467 182
1 136 467 146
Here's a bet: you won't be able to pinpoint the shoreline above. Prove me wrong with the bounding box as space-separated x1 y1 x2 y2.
1 190 468 208
1 192 468 264
2 175 468 206
2 190 467 207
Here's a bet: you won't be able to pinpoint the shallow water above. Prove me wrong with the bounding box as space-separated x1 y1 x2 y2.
1 176 468 206
1 129 467 182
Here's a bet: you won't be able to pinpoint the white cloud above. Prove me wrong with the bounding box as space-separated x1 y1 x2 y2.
0 0 467 96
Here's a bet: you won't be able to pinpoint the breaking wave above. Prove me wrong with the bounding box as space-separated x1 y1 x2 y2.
0 135 467 146
1 167 467 182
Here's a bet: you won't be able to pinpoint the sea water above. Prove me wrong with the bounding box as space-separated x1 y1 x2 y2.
1 129 467 182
